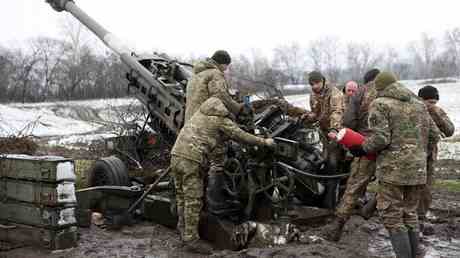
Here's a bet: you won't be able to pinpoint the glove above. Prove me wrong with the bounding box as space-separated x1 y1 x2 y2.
348 145 367 157
265 138 276 148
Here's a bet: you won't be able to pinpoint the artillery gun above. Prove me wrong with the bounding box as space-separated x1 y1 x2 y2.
44 0 351 249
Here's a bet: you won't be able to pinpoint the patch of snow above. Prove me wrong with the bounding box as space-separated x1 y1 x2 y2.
57 161 76 181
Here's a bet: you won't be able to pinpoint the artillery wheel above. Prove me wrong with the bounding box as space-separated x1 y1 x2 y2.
87 156 130 187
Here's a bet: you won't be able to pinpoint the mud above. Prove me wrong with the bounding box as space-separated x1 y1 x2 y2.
1 138 459 258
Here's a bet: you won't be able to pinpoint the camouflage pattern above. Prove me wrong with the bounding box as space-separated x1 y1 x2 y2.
170 155 203 241
427 104 455 138
172 97 268 164
336 158 376 219
362 81 440 186
418 104 455 218
184 58 242 122
336 82 378 218
309 82 344 133
377 182 424 231
171 97 268 241
343 82 378 134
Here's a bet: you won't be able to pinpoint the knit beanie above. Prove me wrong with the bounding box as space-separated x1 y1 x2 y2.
363 68 380 84
211 50 231 65
418 85 439 100
308 71 325 85
374 71 397 90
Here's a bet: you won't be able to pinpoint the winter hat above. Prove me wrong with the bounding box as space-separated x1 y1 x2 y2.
308 71 325 85
211 50 231 65
374 71 397 90
363 68 380 84
418 85 439 100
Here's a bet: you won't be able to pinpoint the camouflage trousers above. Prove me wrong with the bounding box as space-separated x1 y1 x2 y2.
336 157 376 219
418 157 435 220
170 155 204 242
377 181 424 232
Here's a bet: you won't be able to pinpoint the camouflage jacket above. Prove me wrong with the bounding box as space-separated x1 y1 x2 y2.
427 105 455 138
309 83 344 133
427 104 455 161
363 82 440 185
184 59 242 122
172 97 267 164
343 82 378 134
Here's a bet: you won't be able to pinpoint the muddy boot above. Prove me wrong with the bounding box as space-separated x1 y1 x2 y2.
408 229 425 258
183 239 213 255
421 223 435 236
389 230 412 258
322 217 346 242
360 196 377 220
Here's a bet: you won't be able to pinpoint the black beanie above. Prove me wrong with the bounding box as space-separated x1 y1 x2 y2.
308 71 325 85
363 68 380 84
211 50 231 65
418 85 439 100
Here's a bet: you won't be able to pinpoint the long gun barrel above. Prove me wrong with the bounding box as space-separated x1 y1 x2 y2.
45 0 187 141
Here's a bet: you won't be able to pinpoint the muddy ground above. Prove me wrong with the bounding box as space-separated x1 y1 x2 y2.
1 144 460 258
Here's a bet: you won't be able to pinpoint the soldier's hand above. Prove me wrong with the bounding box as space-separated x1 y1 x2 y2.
265 138 276 148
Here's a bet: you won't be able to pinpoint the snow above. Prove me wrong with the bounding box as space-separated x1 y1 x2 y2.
0 97 142 145
1 82 460 159
285 80 460 160
57 161 76 181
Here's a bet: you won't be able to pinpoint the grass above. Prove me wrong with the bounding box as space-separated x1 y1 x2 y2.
433 179 460 192
74 159 96 189
366 179 460 193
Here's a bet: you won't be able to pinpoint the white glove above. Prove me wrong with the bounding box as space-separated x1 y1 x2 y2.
265 138 275 148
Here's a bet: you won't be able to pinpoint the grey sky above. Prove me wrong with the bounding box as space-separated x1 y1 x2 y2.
1 0 459 57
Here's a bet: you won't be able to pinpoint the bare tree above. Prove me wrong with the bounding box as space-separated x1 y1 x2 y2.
273 42 308 84
307 36 343 83
345 42 382 82
408 32 438 78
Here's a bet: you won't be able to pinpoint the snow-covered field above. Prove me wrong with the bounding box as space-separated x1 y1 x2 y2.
285 79 460 159
0 98 143 146
1 80 459 159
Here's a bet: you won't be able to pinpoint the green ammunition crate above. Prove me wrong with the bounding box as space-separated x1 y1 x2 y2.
0 201 76 228
0 223 78 250
0 178 76 206
0 155 75 182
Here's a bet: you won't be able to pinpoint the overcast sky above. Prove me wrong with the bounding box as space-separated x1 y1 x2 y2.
1 0 459 57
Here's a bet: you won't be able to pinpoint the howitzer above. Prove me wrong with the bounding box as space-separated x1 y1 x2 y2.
46 0 191 144
44 1 353 250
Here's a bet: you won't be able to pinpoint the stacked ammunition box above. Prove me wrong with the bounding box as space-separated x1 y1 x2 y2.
0 155 78 250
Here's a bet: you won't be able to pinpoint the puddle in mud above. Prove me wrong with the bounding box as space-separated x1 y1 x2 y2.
369 227 460 258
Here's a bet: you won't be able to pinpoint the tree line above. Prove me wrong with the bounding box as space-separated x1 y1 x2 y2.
1 24 459 103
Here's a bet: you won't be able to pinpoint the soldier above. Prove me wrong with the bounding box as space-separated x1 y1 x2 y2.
305 71 345 172
185 50 243 122
171 97 274 254
417 85 455 234
323 69 380 242
349 72 439 258
184 50 245 216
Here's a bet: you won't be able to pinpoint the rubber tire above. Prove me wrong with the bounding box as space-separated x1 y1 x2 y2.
87 156 129 187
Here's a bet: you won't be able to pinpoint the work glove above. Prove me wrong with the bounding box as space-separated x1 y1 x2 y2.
348 145 367 157
264 138 276 148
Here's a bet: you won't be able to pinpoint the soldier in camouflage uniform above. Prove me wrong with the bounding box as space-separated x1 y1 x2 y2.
306 71 345 172
417 85 455 234
183 50 244 217
171 97 274 254
349 72 439 258
323 69 380 242
185 50 242 122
